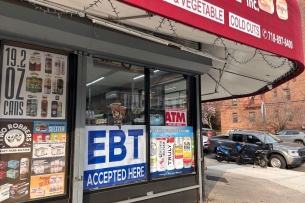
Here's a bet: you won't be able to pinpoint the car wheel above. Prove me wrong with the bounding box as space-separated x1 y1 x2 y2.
294 140 305 146
269 154 286 169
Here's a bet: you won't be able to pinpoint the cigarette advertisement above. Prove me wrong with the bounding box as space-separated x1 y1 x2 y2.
165 107 187 126
0 122 33 203
150 126 195 179
0 45 67 119
83 125 146 190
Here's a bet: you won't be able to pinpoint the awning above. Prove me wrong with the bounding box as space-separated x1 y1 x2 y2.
22 0 305 101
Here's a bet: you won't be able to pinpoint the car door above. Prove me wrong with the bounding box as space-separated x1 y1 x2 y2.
275 130 286 141
284 130 297 143
230 134 243 156
243 134 262 157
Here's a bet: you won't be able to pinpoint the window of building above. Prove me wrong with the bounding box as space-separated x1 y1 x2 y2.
232 99 237 106
273 89 277 98
259 94 263 100
248 96 254 104
233 113 238 123
249 112 255 123
283 88 290 100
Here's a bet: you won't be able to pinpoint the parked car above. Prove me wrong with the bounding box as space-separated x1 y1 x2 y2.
275 130 305 146
202 128 216 153
208 130 305 169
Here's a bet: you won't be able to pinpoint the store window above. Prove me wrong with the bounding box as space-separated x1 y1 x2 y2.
249 112 255 123
83 58 147 190
233 113 238 123
232 99 237 106
149 71 195 179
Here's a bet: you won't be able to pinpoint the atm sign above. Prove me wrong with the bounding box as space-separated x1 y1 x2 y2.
165 107 187 126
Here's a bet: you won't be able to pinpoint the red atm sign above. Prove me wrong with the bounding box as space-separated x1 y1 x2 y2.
165 107 187 126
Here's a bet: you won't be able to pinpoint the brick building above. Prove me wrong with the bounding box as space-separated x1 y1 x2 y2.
219 0 305 134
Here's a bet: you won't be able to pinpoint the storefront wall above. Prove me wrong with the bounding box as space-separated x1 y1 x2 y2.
0 1 205 203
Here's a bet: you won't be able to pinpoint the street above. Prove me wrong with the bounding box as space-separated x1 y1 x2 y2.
204 152 305 203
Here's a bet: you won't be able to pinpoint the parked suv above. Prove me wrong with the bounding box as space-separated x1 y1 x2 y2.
202 128 217 152
275 130 305 146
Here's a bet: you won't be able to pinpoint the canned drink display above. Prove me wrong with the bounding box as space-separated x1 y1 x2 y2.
45 134 50 142
26 99 31 116
31 76 38 93
52 79 58 94
51 146 64 156
44 78 51 94
33 160 45 174
150 137 157 173
61 61 65 75
156 137 166 172
37 135 42 143
174 137 183 169
41 96 48 117
9 182 29 199
0 184 13 202
54 59 60 75
57 101 62 117
26 77 31 92
30 99 38 117
29 55 36 71
35 54 41 71
6 169 19 179
166 137 175 170
0 171 6 180
45 54 52 74
183 137 192 168
57 79 64 95
51 101 58 117
20 158 29 180
191 137 195 167
50 161 54 173
0 161 7 170
37 78 42 92
8 160 19 169
34 147 47 157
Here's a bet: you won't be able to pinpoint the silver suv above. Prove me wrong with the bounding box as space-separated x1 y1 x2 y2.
275 130 305 146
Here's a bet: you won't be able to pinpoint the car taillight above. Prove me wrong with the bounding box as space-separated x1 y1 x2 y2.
207 132 212 136
207 140 210 146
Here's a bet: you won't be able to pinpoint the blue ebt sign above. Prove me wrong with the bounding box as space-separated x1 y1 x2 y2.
84 125 146 190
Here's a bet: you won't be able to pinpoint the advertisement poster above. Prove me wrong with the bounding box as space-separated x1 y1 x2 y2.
0 122 33 203
0 45 67 119
83 125 146 190
150 126 195 179
165 107 187 126
30 121 66 199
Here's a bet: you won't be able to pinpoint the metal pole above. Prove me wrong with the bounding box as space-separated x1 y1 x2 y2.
264 116 266 144
196 75 204 203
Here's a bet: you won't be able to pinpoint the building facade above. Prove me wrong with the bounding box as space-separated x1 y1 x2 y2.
219 0 305 134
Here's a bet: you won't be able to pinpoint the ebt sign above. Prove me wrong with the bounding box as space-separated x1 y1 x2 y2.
83 125 146 190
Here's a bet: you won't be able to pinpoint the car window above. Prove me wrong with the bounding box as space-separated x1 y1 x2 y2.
285 131 291 135
291 131 299 135
232 134 243 142
299 131 305 135
245 135 260 144
277 131 286 135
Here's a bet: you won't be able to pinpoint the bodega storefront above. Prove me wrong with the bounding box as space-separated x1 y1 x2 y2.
0 0 304 203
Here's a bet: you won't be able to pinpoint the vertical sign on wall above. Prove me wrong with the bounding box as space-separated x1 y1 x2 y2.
0 45 67 119
0 44 68 202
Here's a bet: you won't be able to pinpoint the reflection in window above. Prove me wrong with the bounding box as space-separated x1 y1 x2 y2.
283 88 290 100
85 59 145 126
150 71 187 126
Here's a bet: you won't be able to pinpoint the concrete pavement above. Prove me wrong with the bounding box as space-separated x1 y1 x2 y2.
204 153 305 203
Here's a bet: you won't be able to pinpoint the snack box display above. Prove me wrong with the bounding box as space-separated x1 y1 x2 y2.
8 160 19 169
0 161 7 170
10 182 29 199
0 184 13 202
6 169 19 179
0 171 6 180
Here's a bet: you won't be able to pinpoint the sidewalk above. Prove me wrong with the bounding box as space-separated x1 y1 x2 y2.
205 163 305 203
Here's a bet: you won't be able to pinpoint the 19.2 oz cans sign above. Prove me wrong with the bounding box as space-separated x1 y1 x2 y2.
0 45 67 119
